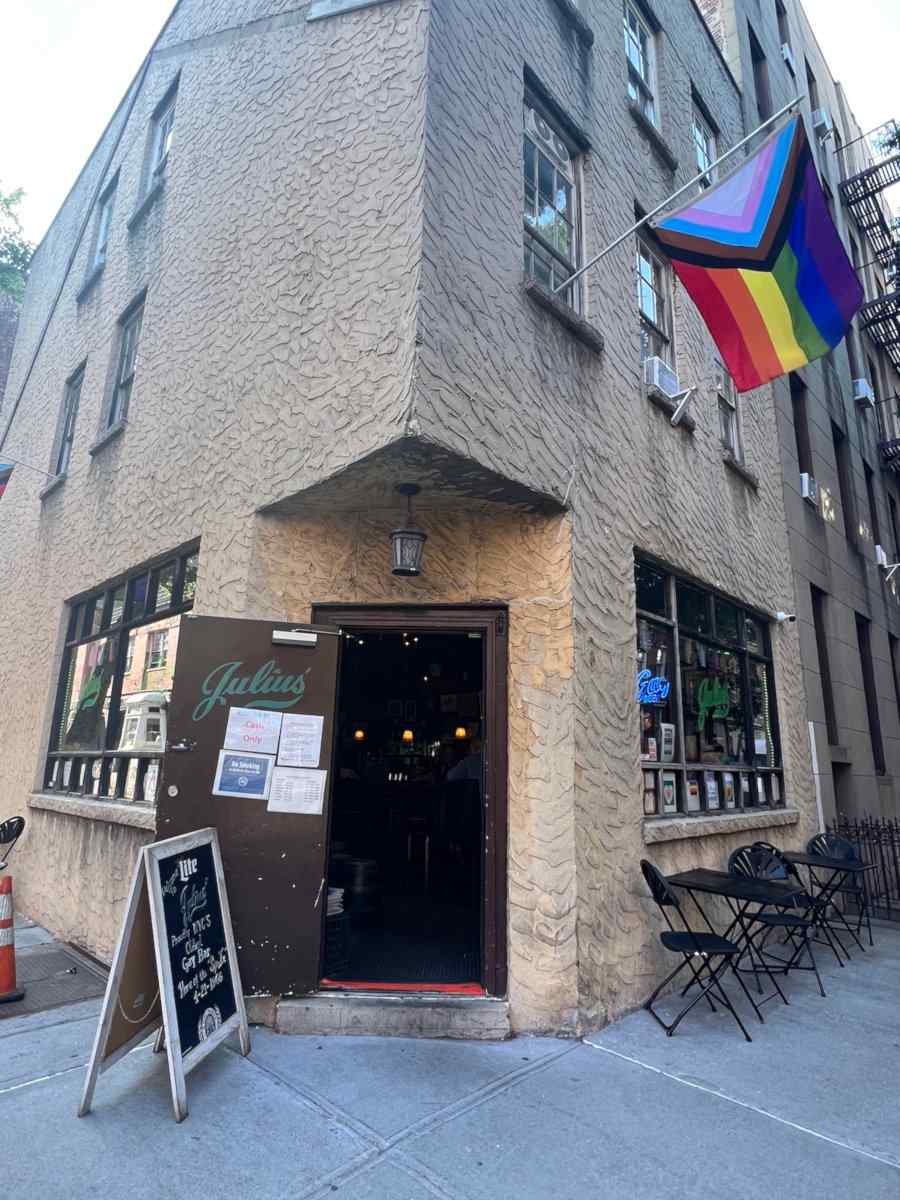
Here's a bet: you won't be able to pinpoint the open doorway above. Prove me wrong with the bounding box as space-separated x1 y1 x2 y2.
315 608 507 995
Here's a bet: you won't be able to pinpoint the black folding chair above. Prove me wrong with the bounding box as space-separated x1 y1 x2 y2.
807 832 873 949
728 843 826 998
640 860 762 1042
0 817 24 871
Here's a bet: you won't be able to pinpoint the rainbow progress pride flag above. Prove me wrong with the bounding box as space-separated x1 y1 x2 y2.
653 115 863 393
0 463 13 500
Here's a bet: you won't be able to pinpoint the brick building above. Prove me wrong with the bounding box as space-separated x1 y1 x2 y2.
0 0 836 1036
701 1 900 824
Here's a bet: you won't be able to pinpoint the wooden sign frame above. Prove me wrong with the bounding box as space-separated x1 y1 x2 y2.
79 828 250 1123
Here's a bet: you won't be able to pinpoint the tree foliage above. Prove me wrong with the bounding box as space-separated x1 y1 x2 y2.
0 185 33 303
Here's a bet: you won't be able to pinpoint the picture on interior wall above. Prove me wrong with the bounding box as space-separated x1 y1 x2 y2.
643 771 658 816
661 771 678 814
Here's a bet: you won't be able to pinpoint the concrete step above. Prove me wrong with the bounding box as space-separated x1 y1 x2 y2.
247 992 511 1040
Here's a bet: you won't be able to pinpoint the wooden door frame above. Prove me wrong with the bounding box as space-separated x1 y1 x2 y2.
312 603 509 998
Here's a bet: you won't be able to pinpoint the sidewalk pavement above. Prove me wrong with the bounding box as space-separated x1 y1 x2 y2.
4 922 898 1199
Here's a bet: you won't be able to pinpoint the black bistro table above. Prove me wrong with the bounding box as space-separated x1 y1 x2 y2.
666 868 809 1006
782 851 877 954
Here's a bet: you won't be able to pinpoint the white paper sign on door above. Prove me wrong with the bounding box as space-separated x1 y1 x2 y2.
223 707 283 756
267 767 328 815
277 713 324 767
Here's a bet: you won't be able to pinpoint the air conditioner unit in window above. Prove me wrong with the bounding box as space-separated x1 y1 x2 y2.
643 355 682 400
876 544 889 568
781 43 797 75
812 108 833 140
853 377 876 409
800 472 819 508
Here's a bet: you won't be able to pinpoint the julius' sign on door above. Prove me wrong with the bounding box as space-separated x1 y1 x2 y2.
223 707 282 756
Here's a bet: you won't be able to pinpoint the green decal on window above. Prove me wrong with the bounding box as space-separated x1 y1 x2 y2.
697 677 730 727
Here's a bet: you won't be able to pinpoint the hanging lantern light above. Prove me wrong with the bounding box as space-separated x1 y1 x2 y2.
353 728 366 742
401 728 414 744
454 726 468 740
391 484 427 577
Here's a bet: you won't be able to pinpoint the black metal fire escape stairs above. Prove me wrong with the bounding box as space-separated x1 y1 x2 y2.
839 121 900 469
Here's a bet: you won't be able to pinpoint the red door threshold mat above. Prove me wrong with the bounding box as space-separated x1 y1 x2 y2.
319 979 485 995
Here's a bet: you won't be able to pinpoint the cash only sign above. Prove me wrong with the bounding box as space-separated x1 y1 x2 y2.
78 828 249 1123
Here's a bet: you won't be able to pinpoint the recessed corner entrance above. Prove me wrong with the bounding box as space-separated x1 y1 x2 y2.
312 607 508 998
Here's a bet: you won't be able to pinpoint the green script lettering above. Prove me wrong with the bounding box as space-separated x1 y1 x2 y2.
192 659 309 721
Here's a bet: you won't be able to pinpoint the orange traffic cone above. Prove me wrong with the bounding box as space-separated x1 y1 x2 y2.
0 876 24 1004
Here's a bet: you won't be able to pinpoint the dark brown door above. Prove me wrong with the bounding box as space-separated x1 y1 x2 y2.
157 615 341 996
313 605 508 997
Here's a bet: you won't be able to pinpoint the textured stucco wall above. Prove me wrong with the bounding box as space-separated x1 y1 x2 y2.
0 0 428 954
247 504 578 1034
1 0 823 1029
19 803 154 962
418 0 817 1029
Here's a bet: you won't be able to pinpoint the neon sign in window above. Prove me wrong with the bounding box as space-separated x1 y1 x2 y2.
637 670 671 705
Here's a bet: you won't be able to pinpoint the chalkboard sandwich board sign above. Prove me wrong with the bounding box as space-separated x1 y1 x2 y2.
79 828 250 1123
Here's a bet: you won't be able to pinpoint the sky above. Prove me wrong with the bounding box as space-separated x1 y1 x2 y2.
1 0 897 245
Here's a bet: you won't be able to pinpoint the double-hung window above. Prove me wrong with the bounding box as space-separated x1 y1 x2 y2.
692 105 717 185
92 178 117 271
149 89 177 183
45 546 199 805
636 557 784 817
749 25 772 121
636 235 672 363
523 98 582 309
108 298 144 428
55 366 85 478
716 361 742 461
624 2 657 126
145 629 169 671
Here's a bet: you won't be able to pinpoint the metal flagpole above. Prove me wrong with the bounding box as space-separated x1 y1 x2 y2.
554 95 804 295
0 456 56 480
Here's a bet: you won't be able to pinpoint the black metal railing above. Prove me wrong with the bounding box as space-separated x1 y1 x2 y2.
828 814 900 921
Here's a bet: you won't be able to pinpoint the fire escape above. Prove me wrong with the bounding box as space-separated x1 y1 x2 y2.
839 121 900 469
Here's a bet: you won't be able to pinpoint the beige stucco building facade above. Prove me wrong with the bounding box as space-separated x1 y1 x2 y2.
0 0 824 1036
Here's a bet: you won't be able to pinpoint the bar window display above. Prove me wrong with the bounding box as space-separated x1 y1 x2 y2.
635 556 784 817
45 544 199 806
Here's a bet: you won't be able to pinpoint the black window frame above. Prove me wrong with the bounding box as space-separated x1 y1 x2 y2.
748 24 773 121
810 585 839 745
831 419 857 543
44 543 199 805
790 372 813 477
864 461 882 547
889 493 900 560
636 555 785 818
855 613 885 775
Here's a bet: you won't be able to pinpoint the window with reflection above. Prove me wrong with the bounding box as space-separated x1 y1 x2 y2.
523 95 583 311
46 546 198 805
635 556 783 817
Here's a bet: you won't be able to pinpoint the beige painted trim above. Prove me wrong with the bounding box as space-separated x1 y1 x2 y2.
643 807 801 845
28 792 156 830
